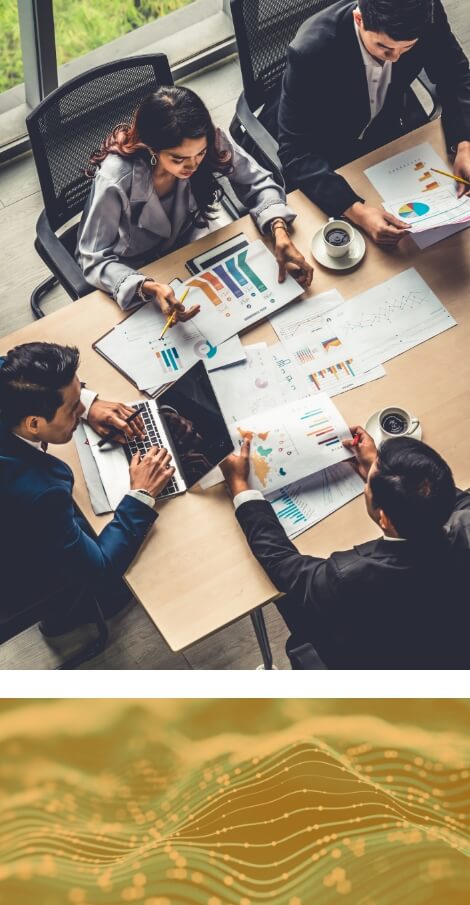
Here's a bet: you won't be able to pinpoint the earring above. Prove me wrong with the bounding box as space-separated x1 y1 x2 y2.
150 152 157 166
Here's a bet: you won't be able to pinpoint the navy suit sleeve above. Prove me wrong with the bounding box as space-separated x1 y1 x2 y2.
278 46 363 216
33 487 157 587
235 499 341 616
422 1 470 148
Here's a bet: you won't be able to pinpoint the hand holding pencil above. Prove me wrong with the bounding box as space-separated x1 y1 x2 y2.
139 279 201 330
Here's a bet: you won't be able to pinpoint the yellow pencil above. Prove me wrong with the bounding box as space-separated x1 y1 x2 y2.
430 167 470 187
159 287 190 340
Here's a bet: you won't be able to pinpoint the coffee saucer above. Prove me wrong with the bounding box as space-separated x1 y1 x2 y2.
311 226 366 270
365 409 423 447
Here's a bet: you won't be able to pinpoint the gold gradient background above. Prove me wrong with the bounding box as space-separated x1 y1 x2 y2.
0 699 469 904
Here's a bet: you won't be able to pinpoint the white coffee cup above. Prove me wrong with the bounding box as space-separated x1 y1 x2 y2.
378 406 420 441
322 218 355 258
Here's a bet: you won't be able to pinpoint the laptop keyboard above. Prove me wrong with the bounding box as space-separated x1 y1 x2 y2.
125 401 180 499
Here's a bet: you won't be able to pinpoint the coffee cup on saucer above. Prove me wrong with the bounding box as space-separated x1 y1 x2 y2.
322 219 355 258
377 406 420 441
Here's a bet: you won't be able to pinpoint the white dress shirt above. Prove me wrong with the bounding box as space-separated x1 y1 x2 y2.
354 15 392 139
13 386 155 510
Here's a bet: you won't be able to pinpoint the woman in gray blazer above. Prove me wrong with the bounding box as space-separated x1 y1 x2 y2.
77 86 313 317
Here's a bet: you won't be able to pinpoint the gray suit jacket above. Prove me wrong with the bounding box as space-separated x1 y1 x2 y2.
77 128 296 309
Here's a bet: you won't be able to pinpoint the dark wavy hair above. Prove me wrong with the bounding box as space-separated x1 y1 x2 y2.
369 437 455 541
358 0 434 40
0 342 80 428
87 86 232 227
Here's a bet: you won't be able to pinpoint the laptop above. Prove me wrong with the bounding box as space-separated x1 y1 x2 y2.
83 361 233 511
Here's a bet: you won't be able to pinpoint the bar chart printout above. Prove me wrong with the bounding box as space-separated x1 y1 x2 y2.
231 394 353 494
268 463 364 539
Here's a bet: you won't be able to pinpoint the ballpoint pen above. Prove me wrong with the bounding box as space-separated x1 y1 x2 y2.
159 287 190 340
97 406 145 448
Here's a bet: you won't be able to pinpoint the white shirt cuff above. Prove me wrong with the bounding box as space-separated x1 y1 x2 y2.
233 489 264 510
80 387 98 420
126 489 155 510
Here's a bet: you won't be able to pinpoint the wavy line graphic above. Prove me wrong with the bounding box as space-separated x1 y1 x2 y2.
0 701 468 904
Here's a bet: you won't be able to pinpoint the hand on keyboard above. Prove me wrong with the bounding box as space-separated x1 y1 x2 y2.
129 446 175 499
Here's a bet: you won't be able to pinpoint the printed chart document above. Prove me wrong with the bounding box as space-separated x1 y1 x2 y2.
364 142 470 248
230 393 353 495
94 303 246 394
270 289 386 389
267 462 364 539
209 343 310 425
383 186 470 233
181 239 304 344
331 268 456 372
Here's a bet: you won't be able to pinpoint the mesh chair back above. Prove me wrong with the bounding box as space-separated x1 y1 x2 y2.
231 0 340 110
26 55 173 231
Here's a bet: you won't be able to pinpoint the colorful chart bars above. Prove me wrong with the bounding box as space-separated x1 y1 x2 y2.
294 346 317 364
270 489 308 526
309 359 355 391
155 346 181 373
300 407 340 447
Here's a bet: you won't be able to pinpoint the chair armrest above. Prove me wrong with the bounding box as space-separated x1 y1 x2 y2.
286 638 328 669
35 210 93 300
233 93 283 184
416 69 442 122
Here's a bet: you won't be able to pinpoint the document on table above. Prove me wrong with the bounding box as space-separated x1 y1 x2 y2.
270 289 386 389
94 303 246 394
384 186 470 234
230 393 353 495
330 268 456 372
209 343 311 425
266 462 364 539
364 142 470 249
180 239 304 344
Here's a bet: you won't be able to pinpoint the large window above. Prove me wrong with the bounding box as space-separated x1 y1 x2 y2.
0 0 234 158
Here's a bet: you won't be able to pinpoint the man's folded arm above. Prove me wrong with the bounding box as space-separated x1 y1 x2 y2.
34 487 157 586
277 46 363 216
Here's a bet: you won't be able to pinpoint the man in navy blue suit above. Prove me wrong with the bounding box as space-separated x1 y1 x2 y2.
0 342 175 634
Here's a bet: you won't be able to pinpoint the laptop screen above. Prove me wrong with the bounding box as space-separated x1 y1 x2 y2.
158 360 233 489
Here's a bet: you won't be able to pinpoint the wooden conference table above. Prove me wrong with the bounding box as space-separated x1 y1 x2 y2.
2 120 470 666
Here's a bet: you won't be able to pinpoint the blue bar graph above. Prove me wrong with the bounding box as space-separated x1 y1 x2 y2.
213 264 244 298
270 490 308 526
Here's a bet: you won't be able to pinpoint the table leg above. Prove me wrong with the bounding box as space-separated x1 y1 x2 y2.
250 607 274 670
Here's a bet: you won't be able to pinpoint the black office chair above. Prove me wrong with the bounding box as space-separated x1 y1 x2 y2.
0 593 108 670
285 636 328 669
26 54 174 319
229 0 441 185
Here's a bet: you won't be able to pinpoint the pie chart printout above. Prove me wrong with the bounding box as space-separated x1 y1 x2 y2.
398 201 430 218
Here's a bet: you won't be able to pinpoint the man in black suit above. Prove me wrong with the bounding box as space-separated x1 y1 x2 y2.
277 0 470 245
0 342 175 635
221 428 470 668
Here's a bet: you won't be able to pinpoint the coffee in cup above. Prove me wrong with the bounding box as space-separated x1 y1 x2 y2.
321 218 354 258
378 406 420 440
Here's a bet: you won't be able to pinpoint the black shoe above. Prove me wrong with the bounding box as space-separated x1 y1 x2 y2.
39 598 99 637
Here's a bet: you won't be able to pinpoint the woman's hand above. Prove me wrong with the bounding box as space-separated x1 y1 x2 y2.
142 280 200 323
273 228 314 288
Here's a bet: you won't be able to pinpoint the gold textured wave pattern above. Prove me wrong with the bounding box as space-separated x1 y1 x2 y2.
0 707 469 904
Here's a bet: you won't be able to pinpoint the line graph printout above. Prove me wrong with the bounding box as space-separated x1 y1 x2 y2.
332 268 457 372
270 290 386 389
230 393 353 494
267 462 364 539
183 240 304 345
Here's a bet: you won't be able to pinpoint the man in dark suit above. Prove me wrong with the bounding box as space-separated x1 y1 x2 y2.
276 0 470 245
221 428 470 668
0 342 175 634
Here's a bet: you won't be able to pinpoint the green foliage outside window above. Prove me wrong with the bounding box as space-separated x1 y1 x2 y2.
0 0 195 93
